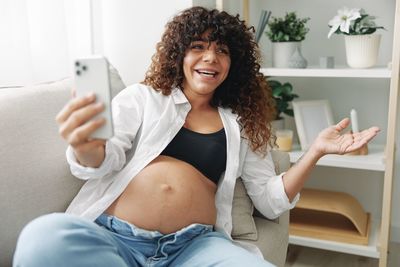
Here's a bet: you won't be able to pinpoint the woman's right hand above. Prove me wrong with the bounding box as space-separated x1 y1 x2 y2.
55 92 107 168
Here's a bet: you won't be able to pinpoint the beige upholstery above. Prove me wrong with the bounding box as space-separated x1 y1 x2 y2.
0 79 290 267
254 150 290 267
0 79 85 266
232 151 290 267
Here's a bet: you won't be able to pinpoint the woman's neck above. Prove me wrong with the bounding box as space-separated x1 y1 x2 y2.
183 90 214 111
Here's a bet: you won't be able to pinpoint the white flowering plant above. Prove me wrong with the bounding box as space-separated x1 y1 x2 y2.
328 7 385 38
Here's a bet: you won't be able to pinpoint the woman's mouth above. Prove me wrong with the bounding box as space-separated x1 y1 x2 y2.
195 69 219 78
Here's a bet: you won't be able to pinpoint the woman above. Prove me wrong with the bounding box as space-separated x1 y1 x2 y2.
13 6 379 267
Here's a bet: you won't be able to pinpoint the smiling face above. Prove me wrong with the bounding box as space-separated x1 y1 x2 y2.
182 32 231 101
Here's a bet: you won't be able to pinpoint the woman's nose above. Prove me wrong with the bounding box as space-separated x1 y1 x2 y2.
202 49 218 63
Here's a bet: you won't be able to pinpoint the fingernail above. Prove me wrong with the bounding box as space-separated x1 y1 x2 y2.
95 102 104 108
86 92 95 100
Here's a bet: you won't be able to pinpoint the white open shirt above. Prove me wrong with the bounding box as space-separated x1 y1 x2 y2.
65 83 299 257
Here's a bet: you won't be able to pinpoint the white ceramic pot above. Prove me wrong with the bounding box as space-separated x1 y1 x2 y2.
344 34 381 68
272 42 300 68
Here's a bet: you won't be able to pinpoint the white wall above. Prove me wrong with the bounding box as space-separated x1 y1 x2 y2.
247 0 400 243
95 0 193 85
1 0 93 86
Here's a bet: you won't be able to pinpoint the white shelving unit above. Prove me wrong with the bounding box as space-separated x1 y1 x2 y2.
259 67 392 175
239 1 400 266
288 144 385 171
260 66 391 79
265 64 394 266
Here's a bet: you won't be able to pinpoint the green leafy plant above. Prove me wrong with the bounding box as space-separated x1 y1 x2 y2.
267 79 299 120
265 12 310 42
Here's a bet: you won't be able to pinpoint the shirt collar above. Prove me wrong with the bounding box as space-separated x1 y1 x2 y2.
171 87 189 104
171 88 239 124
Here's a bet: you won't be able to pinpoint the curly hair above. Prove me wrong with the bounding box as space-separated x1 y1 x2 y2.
143 6 277 154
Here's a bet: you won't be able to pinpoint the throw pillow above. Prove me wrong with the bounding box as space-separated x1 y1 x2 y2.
231 178 258 240
109 64 126 98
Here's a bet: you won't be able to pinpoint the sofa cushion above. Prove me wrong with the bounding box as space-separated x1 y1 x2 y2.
109 64 126 98
231 178 258 240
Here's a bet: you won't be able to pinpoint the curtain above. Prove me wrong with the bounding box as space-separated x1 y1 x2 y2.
0 0 93 87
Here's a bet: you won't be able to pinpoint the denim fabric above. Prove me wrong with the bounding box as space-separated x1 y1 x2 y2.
13 213 274 267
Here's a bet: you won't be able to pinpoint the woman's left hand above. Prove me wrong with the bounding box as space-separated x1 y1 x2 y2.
310 118 380 156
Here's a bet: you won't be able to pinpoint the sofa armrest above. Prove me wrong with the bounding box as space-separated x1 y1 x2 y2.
1 70 126 267
0 80 85 267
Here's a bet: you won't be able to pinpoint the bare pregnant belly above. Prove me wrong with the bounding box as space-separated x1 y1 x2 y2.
105 155 217 234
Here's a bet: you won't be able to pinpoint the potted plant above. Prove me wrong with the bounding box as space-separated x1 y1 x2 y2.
267 79 299 130
328 7 385 68
265 12 310 68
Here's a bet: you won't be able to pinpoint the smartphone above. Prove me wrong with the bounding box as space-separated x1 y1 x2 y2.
74 55 114 140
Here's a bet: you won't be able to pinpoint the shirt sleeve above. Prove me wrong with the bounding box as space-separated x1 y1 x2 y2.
66 84 146 180
240 140 299 219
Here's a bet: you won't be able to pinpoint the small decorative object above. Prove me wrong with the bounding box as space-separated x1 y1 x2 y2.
255 10 271 43
275 129 294 151
346 108 368 155
319 56 335 68
292 100 334 151
327 7 385 68
350 108 359 133
290 188 371 245
288 47 308 68
265 12 310 68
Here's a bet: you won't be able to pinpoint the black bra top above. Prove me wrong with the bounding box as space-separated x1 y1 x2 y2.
161 127 227 185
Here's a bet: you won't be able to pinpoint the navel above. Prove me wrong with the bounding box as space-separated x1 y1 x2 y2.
160 183 173 192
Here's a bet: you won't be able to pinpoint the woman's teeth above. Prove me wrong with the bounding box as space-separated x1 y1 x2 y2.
196 70 217 77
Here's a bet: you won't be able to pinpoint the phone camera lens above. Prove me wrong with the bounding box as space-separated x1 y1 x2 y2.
82 65 87 71
76 70 81 76
75 61 80 67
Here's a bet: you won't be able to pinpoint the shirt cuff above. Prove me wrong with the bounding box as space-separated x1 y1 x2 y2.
268 172 300 213
66 142 114 180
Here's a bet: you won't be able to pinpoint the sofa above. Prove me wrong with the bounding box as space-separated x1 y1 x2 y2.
0 70 290 267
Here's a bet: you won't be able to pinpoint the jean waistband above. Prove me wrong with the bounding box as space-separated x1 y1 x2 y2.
95 213 214 240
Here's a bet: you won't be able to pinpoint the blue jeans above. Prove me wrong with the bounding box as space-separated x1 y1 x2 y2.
13 213 274 267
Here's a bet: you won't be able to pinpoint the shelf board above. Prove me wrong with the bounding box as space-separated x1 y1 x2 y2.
289 217 380 258
261 66 391 78
288 144 385 171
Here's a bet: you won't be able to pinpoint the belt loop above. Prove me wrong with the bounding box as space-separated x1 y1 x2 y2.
107 215 113 229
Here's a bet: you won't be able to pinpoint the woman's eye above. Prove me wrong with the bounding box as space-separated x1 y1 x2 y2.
190 44 204 50
217 47 229 55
